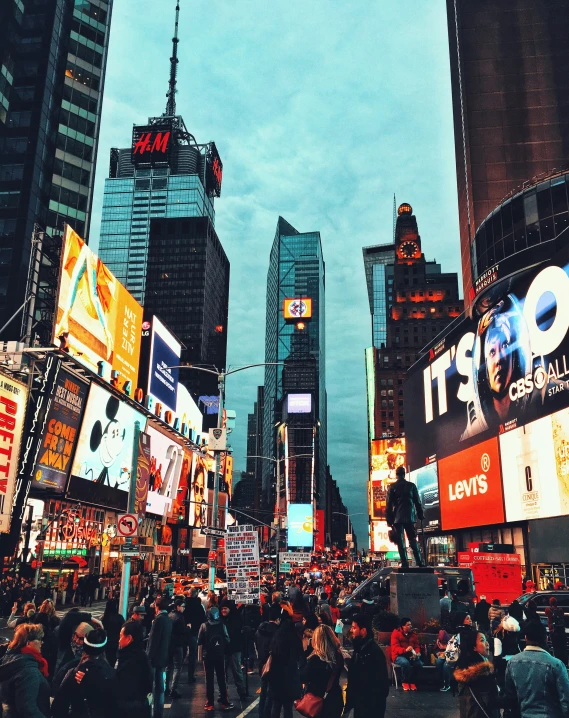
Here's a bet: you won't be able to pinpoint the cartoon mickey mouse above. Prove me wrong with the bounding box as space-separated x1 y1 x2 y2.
90 395 129 489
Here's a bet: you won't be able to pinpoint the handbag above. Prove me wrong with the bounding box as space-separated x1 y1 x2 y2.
294 663 337 718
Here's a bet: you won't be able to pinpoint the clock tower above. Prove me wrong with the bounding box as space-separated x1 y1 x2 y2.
395 203 422 263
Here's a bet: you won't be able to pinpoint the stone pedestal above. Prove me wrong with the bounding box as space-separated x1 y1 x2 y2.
389 571 440 628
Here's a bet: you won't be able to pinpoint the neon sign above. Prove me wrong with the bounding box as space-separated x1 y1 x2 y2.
132 125 172 165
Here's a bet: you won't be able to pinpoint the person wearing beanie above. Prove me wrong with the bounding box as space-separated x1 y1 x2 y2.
220 599 246 700
147 595 172 718
52 622 95 694
197 607 232 711
52 629 119 718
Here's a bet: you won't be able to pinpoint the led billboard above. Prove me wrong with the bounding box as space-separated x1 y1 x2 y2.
438 437 504 531
409 461 440 532
369 437 406 521
54 226 143 396
287 504 313 548
283 298 312 320
145 420 185 516
147 316 181 413
287 394 312 414
132 124 172 165
370 520 391 553
205 142 223 197
0 374 28 533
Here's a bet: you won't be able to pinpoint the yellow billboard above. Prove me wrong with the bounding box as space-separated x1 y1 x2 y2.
369 437 406 521
53 226 143 395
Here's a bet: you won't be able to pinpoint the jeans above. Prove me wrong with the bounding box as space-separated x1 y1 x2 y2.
167 646 183 692
225 651 246 696
270 700 293 718
435 657 453 685
393 523 424 567
205 658 228 705
187 635 198 680
151 667 166 718
259 676 273 718
394 655 423 683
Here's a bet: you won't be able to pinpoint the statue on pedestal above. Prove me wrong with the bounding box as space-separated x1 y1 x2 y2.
386 466 425 569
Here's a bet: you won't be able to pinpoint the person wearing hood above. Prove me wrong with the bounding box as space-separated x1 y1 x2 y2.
197 607 232 712
146 596 172 718
256 604 281 718
116 621 153 718
220 599 246 700
183 587 205 683
454 628 499 718
0 623 50 718
52 622 94 694
51 628 119 718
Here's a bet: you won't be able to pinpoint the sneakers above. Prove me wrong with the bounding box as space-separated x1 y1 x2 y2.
402 683 410 691
410 684 418 691
440 685 451 692
204 703 214 712
220 703 234 711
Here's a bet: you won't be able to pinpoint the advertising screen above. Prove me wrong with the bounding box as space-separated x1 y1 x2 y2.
132 124 172 165
370 520 391 553
369 437 406 520
190 453 212 529
404 241 569 471
283 298 312 320
70 383 147 492
287 504 313 548
409 462 440 532
205 141 223 197
438 437 504 530
148 316 181 413
0 374 28 533
53 226 143 396
145 421 185 516
287 394 312 414
32 369 89 493
315 508 325 550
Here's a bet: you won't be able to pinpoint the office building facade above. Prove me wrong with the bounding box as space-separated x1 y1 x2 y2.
363 244 396 349
263 217 327 517
0 0 112 336
446 0 569 303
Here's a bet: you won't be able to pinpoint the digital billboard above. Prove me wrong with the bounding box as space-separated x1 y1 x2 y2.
31 369 89 493
368 437 406 520
145 420 185 517
438 437 504 531
190 453 211 529
205 142 223 197
70 383 147 492
315 508 325 551
409 461 440 532
0 374 28 533
287 504 313 548
404 241 569 471
132 124 172 165
287 394 312 414
370 520 391 553
147 316 181 413
54 226 143 396
283 298 312 320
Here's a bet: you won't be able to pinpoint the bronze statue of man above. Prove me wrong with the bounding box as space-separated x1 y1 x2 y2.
386 466 425 568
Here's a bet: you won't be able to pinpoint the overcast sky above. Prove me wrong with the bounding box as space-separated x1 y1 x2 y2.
90 0 461 546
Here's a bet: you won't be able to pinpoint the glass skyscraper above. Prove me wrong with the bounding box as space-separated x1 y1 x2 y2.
262 217 327 515
363 244 396 349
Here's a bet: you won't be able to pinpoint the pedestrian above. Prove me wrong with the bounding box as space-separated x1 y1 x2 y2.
0 623 50 718
55 606 96 672
35 600 59 680
101 598 125 666
220 599 246 700
267 614 303 718
256 604 281 718
52 622 95 691
7 602 37 628
493 615 521 688
344 612 389 718
488 598 504 627
434 629 452 691
299 625 344 718
507 598 524 624
146 595 173 718
545 596 568 666
474 595 491 632
116 621 153 718
197 606 233 712
183 587 206 683
523 598 539 623
385 465 425 568
453 629 499 718
52 628 119 718
390 616 423 691
129 605 148 642
505 619 569 718
166 597 185 699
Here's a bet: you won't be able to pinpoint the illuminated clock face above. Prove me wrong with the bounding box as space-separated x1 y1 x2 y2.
399 240 419 258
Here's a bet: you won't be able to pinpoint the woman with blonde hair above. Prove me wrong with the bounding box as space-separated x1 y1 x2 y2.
36 600 60 678
299 624 344 718
7 602 36 628
0 624 50 718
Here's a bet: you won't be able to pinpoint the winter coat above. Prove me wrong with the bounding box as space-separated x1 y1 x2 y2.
168 610 186 651
221 610 243 655
390 627 420 661
183 597 206 637
255 621 279 673
386 477 424 525
197 618 230 662
116 643 153 718
505 646 569 718
267 638 303 703
344 636 389 718
474 601 491 630
51 655 119 718
454 659 500 718
0 650 50 718
300 652 344 718
146 611 172 668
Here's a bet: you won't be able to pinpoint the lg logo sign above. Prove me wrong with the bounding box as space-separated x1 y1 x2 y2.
448 452 491 501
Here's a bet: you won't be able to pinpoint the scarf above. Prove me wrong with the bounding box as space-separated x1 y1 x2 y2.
20 645 49 678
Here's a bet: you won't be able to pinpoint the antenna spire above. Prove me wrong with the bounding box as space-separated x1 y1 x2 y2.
165 1 180 116
393 193 396 242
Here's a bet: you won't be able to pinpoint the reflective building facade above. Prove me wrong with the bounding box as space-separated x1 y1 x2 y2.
363 243 396 348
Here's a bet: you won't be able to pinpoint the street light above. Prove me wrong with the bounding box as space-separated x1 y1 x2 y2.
332 511 366 559
169 362 282 590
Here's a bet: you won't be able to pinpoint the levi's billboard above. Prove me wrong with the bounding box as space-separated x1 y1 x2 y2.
405 241 569 471
438 437 504 530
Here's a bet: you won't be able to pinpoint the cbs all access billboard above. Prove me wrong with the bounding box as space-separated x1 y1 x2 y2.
404 240 569 529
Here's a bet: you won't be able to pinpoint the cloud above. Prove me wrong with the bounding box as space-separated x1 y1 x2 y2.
90 0 460 547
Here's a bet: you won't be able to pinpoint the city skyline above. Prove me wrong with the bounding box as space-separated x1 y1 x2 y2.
89 0 461 544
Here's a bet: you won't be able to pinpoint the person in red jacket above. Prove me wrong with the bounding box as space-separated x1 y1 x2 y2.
391 617 423 691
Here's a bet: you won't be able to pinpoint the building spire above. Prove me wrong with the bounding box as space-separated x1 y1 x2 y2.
165 1 180 116
393 193 396 242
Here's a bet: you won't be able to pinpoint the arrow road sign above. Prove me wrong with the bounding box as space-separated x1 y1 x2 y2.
200 526 227 539
117 513 138 538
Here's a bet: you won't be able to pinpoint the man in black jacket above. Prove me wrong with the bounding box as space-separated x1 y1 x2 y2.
166 598 186 699
183 587 205 683
344 613 389 718
474 595 491 632
220 600 246 699
255 604 281 718
386 466 425 568
197 607 232 711
146 596 172 718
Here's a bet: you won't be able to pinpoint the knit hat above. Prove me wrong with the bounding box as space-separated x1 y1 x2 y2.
75 622 94 639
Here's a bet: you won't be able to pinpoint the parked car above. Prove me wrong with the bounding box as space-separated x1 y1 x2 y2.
516 590 569 638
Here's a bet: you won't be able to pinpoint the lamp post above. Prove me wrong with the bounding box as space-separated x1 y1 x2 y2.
168 363 282 590
332 511 366 562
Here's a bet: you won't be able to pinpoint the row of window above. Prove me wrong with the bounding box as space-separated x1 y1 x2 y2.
53 158 90 187
0 136 27 154
65 61 100 92
0 164 23 182
60 108 95 139
69 37 103 69
0 191 18 208
56 132 93 162
0 219 16 236
72 18 105 47
63 83 98 115
75 0 108 25
4 110 31 128
50 184 88 212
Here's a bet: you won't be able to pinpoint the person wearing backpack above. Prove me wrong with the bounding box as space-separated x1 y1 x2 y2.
197 607 232 712
545 597 568 666
146 596 172 718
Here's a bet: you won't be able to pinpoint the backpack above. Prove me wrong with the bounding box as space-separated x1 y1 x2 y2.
445 634 461 664
206 622 226 661
551 607 566 631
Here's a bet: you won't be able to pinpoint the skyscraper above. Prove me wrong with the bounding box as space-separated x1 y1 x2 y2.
363 244 396 349
263 217 326 519
0 0 113 336
446 0 569 304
